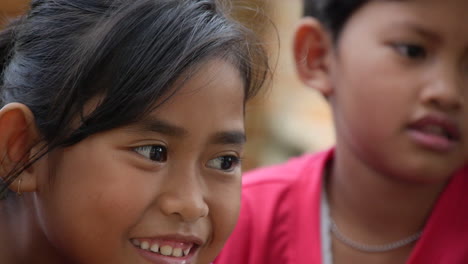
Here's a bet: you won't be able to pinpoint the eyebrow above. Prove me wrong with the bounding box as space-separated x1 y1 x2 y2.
392 21 441 43
210 131 246 145
130 118 246 145
135 118 188 137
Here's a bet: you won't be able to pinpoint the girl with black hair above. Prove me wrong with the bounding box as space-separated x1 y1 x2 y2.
0 0 268 263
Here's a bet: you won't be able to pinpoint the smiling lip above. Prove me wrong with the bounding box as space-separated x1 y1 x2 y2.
131 235 203 264
407 114 460 152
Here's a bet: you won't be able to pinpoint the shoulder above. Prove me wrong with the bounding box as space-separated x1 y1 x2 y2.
242 148 332 190
238 149 332 208
238 149 332 216
456 165 468 177
408 165 468 263
214 150 332 264
237 148 332 227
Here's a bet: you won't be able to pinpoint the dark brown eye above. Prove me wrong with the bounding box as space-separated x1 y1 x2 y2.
206 155 240 172
394 44 427 59
134 145 167 162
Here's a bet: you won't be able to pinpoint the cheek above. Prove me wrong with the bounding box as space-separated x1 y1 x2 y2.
200 177 241 261
211 177 241 235
334 52 415 128
35 149 152 254
331 62 413 164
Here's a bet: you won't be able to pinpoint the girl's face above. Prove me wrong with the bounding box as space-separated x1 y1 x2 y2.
32 59 245 264
328 0 468 182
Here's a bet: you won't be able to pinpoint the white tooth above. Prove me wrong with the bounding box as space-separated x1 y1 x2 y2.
131 239 141 246
140 241 150 250
183 248 190 256
172 248 183 257
150 244 159 253
160 245 173 256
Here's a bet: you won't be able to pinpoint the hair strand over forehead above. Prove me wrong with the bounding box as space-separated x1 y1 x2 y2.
0 0 270 198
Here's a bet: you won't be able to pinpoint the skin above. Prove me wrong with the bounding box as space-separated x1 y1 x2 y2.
294 0 468 263
0 59 246 264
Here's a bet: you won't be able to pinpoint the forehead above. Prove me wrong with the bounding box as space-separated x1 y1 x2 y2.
157 59 244 109
143 58 246 128
371 0 468 23
346 0 468 42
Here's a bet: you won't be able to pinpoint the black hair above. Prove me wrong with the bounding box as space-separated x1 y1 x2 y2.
303 0 370 41
0 0 269 198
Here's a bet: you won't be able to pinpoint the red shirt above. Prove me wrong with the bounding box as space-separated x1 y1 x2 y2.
214 149 468 264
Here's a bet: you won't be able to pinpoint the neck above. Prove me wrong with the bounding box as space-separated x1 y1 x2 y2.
0 195 65 264
328 144 447 244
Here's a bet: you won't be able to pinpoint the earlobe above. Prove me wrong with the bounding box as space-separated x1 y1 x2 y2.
0 103 40 194
293 17 333 97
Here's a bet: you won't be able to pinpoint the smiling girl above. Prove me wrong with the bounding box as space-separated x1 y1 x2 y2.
0 0 268 263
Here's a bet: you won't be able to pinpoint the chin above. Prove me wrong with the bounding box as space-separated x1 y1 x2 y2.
390 167 456 186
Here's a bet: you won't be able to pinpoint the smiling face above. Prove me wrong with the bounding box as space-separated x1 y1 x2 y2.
31 59 245 264
326 0 468 183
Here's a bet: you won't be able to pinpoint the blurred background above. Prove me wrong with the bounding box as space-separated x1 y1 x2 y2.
0 0 334 171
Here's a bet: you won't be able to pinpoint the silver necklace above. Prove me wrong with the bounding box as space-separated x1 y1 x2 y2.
330 218 423 253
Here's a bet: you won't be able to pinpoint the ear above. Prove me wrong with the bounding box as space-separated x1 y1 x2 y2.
0 103 40 194
293 17 333 97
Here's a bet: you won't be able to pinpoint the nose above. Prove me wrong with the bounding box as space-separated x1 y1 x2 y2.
421 67 465 111
158 171 209 222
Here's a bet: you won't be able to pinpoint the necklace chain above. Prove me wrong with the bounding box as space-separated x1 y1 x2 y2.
329 218 422 253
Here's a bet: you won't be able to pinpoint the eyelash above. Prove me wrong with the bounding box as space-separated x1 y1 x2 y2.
133 145 241 172
134 145 167 163
206 155 242 172
393 43 427 60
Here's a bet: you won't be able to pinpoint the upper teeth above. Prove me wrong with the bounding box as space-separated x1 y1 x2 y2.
150 243 159 253
131 239 192 257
